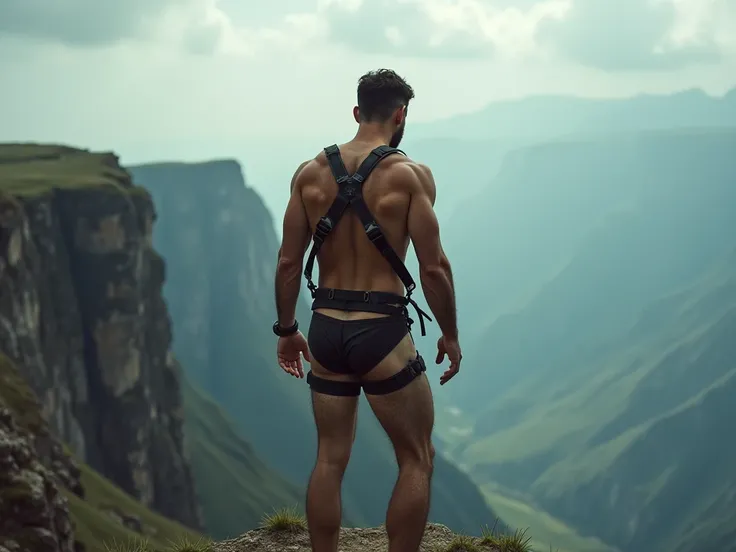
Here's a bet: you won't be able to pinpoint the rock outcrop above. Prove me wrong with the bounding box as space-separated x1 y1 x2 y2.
0 408 77 552
0 353 81 552
0 144 201 530
216 523 502 552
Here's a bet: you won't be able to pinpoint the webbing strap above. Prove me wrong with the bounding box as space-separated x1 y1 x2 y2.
324 144 350 183
302 144 433 335
305 145 406 293
352 145 403 184
349 195 415 293
362 355 427 395
303 146 353 293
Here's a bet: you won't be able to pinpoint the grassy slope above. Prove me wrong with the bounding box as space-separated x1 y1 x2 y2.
479 485 615 552
459 257 736 551
67 464 203 551
0 143 147 196
444 128 736 409
181 377 305 539
0 352 201 552
460 235 736 477
429 128 736 552
451 226 736 548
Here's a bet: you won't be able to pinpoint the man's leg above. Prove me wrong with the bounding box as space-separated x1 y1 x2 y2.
305 362 359 552
361 335 435 552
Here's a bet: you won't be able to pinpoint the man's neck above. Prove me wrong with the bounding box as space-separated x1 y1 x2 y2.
353 122 393 147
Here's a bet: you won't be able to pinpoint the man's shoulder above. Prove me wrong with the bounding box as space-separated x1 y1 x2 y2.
290 155 323 190
386 155 434 192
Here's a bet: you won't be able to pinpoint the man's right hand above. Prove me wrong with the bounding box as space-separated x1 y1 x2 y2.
436 335 462 385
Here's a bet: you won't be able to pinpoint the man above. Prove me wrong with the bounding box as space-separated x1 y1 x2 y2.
273 68 461 552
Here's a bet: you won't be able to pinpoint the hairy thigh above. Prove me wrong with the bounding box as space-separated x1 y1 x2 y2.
364 372 435 464
310 359 359 466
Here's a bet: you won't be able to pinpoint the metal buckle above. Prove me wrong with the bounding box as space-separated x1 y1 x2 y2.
315 217 332 238
365 223 382 243
407 359 420 377
328 289 335 300
363 291 371 303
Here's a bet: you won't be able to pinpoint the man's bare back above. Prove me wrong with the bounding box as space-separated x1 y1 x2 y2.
272 68 461 552
296 140 428 316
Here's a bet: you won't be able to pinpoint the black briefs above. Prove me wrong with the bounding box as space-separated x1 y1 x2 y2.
307 311 409 376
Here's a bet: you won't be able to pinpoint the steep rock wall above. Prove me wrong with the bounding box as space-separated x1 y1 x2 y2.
0 145 201 530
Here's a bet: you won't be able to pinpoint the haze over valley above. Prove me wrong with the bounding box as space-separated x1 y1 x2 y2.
1 1 736 551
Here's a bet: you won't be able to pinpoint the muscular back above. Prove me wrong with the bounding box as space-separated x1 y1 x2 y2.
296 142 427 300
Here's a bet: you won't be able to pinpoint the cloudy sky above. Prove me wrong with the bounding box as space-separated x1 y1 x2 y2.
1 0 735 214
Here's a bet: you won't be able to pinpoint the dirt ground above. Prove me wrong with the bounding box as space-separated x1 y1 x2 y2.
213 523 500 552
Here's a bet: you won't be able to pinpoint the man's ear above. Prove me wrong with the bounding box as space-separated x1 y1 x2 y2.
353 106 360 123
395 105 407 125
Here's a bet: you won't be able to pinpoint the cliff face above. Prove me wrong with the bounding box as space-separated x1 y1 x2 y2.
0 145 201 530
130 160 500 536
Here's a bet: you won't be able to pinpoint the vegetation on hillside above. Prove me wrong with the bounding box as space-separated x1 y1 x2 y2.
0 352 202 552
434 128 736 552
0 143 149 197
181 377 305 539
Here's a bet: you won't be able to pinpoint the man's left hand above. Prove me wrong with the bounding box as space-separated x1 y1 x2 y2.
277 331 311 378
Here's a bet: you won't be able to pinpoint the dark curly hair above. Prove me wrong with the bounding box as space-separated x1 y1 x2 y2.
356 69 415 123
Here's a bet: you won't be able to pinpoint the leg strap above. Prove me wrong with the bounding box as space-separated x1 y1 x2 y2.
306 371 362 396
362 354 427 396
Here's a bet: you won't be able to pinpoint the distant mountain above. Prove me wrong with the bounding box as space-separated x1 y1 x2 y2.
396 88 736 220
411 88 736 141
443 128 736 358
463 249 736 552
129 160 501 536
430 127 736 552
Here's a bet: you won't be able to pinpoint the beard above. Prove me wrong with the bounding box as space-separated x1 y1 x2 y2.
389 120 406 148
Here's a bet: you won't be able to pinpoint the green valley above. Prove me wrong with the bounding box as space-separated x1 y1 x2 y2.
430 125 736 552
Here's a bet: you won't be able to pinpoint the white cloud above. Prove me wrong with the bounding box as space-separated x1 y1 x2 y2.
537 0 734 71
3 0 733 67
665 0 736 55
309 0 570 59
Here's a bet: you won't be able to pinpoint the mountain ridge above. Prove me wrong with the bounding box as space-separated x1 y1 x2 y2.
433 126 736 552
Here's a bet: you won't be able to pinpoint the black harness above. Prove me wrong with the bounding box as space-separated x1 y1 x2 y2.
303 144 432 336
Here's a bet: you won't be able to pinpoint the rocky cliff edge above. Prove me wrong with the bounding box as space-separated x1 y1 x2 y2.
0 144 201 530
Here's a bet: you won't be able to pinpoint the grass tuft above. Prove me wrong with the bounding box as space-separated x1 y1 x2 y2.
259 505 307 532
497 529 534 552
444 535 480 552
481 520 533 552
480 518 502 546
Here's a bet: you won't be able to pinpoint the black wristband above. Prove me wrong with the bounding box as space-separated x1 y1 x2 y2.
273 319 299 337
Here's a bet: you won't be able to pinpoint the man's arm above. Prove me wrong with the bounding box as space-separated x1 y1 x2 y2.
406 164 458 339
274 161 311 328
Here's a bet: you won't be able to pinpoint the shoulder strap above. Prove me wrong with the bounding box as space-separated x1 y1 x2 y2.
303 145 415 298
303 145 354 294
352 145 405 184
349 195 416 294
324 144 350 183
